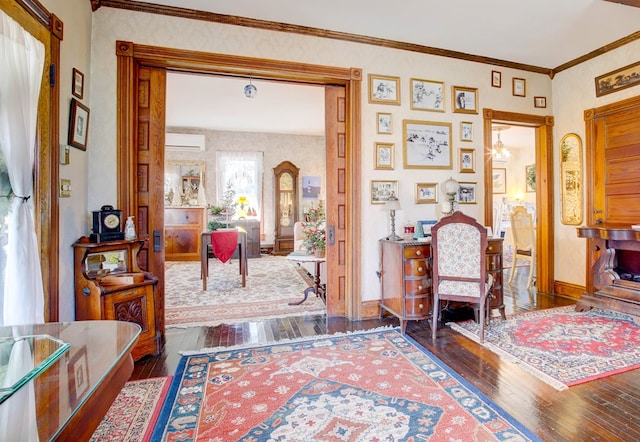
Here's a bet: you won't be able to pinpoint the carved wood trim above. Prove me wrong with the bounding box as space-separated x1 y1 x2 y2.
100 1 556 74
483 108 554 294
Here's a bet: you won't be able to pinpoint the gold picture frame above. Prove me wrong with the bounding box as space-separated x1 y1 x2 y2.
376 112 392 134
415 182 438 204
560 133 583 225
459 148 475 173
368 74 400 105
403 119 453 169
595 60 640 97
370 180 398 204
460 121 473 142
410 78 445 112
492 168 506 194
525 164 536 192
375 143 394 170
452 86 478 114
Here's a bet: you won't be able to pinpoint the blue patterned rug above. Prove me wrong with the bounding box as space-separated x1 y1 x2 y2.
152 328 540 441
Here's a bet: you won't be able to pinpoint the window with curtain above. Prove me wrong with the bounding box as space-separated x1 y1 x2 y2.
215 151 263 219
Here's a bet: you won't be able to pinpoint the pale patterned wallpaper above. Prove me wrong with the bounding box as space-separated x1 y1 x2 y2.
165 128 326 244
83 7 640 306
88 7 554 304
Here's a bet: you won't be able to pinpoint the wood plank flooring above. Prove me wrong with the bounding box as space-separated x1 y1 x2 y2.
132 269 640 441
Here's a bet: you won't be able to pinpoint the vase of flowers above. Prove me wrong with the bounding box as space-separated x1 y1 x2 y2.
301 206 326 256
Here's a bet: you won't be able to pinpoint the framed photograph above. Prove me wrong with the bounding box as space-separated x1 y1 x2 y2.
402 119 452 169
460 121 473 142
370 180 398 204
512 77 526 97
302 176 321 199
492 168 507 194
525 164 536 192
459 148 475 173
368 74 400 105
68 346 89 408
491 70 502 88
377 112 392 134
410 78 445 112
452 86 478 114
457 181 477 204
68 98 90 150
418 219 437 236
72 68 84 99
534 96 547 108
375 143 394 170
415 182 438 204
594 60 640 97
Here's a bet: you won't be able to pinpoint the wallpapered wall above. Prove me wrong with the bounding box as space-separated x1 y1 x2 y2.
37 0 640 320
165 127 326 244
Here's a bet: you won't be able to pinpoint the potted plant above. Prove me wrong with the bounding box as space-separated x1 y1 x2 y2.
301 206 326 257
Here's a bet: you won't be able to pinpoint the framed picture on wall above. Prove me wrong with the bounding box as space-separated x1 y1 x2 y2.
416 182 438 204
370 180 398 204
375 143 394 170
525 164 536 192
457 182 477 204
72 68 84 99
459 148 475 173
492 168 507 194
377 112 392 134
452 86 478 114
68 98 90 151
410 78 445 112
460 121 473 142
403 119 453 169
368 74 400 105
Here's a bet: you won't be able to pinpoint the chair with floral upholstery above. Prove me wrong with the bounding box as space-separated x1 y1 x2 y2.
431 211 494 343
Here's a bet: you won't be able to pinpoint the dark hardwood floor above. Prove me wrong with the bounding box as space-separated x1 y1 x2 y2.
132 269 640 441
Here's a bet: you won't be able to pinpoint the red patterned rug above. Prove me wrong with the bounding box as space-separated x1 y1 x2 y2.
448 306 640 390
90 377 171 442
152 328 541 441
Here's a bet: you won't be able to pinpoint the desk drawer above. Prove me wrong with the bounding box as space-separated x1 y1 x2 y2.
405 278 431 295
165 207 204 225
404 259 430 276
403 245 430 259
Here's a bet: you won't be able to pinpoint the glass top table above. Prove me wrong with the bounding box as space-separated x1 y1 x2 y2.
0 320 140 441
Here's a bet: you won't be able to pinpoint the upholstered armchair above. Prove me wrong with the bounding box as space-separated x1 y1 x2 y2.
431 211 494 343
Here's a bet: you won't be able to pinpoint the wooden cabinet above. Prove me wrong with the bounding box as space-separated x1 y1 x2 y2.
273 161 299 255
235 219 261 258
486 238 506 319
379 240 432 333
72 238 161 360
379 237 505 333
165 207 205 261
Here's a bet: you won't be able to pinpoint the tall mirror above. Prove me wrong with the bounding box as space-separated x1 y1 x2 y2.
165 160 206 206
559 133 583 225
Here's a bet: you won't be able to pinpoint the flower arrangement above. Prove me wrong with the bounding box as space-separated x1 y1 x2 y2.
301 206 326 253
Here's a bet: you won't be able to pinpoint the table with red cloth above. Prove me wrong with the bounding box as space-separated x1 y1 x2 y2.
200 229 247 290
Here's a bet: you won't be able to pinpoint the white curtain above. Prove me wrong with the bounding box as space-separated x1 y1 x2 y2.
0 11 46 326
216 151 263 218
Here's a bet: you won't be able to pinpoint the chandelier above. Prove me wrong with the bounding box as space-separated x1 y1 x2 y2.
492 127 511 160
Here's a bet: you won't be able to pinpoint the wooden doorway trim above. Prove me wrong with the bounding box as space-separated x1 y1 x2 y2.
483 109 554 293
116 41 362 318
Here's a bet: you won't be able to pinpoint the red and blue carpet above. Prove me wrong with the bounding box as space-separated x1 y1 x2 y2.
90 377 171 442
448 306 640 390
152 328 540 441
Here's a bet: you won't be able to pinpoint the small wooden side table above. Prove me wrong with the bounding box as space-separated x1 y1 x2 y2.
286 253 326 305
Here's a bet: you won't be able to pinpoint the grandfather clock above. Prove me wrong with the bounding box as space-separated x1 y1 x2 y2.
273 161 299 255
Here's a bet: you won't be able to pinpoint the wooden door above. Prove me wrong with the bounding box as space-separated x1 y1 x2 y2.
584 95 640 291
132 65 167 335
325 85 347 316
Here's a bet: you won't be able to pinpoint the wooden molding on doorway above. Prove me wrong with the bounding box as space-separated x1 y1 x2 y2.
116 41 362 318
483 109 554 294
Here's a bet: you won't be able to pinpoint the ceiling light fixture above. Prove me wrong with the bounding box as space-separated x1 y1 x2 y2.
244 75 257 98
492 127 511 160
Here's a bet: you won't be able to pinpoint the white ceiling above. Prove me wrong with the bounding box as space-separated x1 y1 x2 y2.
155 0 639 144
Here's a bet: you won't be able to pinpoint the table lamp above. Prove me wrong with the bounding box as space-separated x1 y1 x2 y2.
236 196 249 219
442 177 459 216
385 193 402 241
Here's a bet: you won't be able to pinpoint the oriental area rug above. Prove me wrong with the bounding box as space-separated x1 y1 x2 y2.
90 377 171 442
448 306 640 390
151 328 541 441
165 256 325 327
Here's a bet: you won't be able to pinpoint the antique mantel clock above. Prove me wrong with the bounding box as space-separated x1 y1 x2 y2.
90 205 125 242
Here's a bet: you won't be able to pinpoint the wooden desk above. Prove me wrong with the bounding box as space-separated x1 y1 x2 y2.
286 253 326 305
379 237 504 333
200 230 248 290
0 320 140 441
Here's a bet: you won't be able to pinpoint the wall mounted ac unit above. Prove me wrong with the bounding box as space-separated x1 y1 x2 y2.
165 133 205 152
